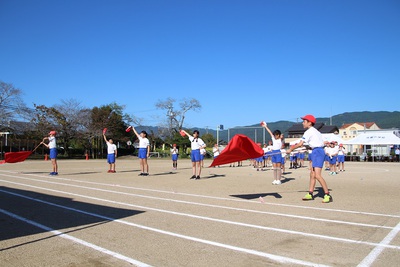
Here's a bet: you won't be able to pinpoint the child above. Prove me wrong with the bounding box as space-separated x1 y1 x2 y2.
171 144 179 170
200 147 206 168
41 131 58 175
326 141 338 175
128 126 150 176
212 144 220 168
337 144 346 172
181 129 206 180
286 114 332 203
261 122 282 185
103 133 117 173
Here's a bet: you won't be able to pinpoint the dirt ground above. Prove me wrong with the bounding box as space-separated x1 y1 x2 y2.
1 157 399 267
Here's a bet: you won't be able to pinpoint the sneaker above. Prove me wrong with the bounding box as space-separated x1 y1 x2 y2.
138 173 144 176
332 172 337 175
302 193 314 201
49 172 55 175
322 194 333 203
195 176 200 180
107 170 112 173
272 180 277 185
190 175 196 179
275 180 281 185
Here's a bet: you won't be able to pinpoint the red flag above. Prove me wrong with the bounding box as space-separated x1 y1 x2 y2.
209 134 264 167
2 151 33 164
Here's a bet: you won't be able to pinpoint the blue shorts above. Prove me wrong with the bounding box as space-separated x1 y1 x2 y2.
138 148 148 159
256 156 263 162
290 156 297 162
107 154 116 164
298 153 305 160
337 155 345 163
308 153 313 161
191 149 201 162
172 154 178 161
49 148 57 159
271 149 282 164
311 147 325 168
329 156 337 165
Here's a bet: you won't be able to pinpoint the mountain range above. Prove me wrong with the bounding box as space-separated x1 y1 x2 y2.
195 111 400 144
139 111 400 144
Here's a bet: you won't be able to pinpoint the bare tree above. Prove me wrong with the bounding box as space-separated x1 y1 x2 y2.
32 99 89 156
156 97 201 137
0 81 30 126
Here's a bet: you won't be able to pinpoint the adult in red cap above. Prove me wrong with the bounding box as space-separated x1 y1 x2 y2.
41 130 58 175
286 114 332 203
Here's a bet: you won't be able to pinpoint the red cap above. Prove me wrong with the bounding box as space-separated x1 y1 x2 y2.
301 114 316 124
173 144 176 147
49 131 56 135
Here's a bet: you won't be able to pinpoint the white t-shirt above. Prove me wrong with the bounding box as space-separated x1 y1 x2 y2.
272 137 282 150
138 137 150 148
171 147 178 155
49 136 56 149
302 127 324 149
326 146 339 156
189 136 205 150
107 143 117 154
213 147 220 157
338 147 346 155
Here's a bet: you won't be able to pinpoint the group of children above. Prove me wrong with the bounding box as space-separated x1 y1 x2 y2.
324 141 346 175
42 113 333 203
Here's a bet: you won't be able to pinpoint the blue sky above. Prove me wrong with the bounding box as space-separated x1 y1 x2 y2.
1 0 399 129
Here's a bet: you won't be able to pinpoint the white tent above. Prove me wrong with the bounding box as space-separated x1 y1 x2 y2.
322 133 344 144
343 132 400 145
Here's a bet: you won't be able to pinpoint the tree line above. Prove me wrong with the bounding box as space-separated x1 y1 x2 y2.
0 80 216 158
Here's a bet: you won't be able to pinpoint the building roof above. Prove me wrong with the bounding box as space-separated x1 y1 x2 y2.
340 122 376 129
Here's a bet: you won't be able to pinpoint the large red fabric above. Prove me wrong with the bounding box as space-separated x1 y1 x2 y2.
1 151 33 164
209 134 264 167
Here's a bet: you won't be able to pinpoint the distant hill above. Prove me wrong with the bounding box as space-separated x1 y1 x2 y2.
199 111 400 144
136 111 400 144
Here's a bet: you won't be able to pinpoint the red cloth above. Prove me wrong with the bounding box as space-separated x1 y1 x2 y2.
209 134 264 167
2 151 33 164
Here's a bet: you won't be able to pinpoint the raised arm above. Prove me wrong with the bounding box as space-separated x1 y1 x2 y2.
131 126 140 139
261 122 274 139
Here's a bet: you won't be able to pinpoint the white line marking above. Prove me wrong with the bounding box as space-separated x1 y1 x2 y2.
0 191 330 267
0 174 396 230
357 221 400 267
0 208 152 267
5 170 398 219
1 183 400 251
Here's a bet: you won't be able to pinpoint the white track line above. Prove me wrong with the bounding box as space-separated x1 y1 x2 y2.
0 208 152 267
1 182 399 251
0 174 396 230
5 170 398 219
357 221 400 267
0 190 330 267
